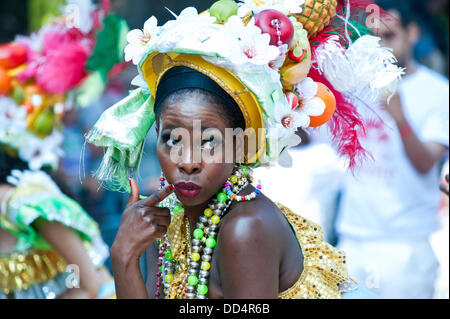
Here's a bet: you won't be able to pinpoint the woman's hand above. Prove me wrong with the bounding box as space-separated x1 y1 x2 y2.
110 178 174 299
111 178 174 266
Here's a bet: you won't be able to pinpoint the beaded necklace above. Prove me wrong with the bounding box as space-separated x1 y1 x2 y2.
154 165 261 299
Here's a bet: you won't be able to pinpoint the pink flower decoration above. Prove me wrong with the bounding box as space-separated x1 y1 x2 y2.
35 29 90 93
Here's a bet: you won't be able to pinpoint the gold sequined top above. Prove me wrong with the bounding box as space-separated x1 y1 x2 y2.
163 203 348 299
0 249 67 295
277 204 348 299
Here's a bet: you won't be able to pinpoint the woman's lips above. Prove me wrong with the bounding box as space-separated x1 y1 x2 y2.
175 182 202 198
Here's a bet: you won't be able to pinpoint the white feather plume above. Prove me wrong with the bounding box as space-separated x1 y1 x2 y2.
313 35 405 105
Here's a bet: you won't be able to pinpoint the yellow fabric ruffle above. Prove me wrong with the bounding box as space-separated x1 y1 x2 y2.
0 249 67 294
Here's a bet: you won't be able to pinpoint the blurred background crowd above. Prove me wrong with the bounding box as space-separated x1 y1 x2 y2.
0 0 448 299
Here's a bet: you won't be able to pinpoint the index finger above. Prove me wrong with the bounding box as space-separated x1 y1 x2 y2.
141 184 175 207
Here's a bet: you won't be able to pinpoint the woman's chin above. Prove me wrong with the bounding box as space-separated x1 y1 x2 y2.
175 190 209 207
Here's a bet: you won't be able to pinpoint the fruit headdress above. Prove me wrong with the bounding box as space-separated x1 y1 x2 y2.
0 0 128 171
86 0 403 192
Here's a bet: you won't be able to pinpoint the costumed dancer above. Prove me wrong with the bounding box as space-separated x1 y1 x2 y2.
0 0 128 299
86 0 402 299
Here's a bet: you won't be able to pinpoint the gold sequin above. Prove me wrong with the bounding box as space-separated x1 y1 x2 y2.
0 250 67 294
161 204 349 299
277 204 348 299
164 210 191 299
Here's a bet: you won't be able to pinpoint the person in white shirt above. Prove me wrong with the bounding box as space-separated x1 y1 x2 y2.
254 130 346 245
335 1 449 298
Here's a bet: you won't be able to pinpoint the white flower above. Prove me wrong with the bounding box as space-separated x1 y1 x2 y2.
0 97 63 170
221 16 280 67
0 97 27 133
238 0 304 16
269 43 288 70
20 131 64 171
124 16 160 65
267 98 309 142
294 77 326 119
156 7 216 52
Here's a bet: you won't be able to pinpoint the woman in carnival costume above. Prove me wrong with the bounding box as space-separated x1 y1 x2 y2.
87 0 403 299
0 0 128 299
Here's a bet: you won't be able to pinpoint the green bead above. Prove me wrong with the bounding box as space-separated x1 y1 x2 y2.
188 274 198 286
174 204 183 213
197 284 208 295
191 252 201 262
210 215 220 225
165 250 173 261
164 273 174 283
241 166 248 177
201 261 211 271
217 192 227 203
193 228 204 239
205 237 216 248
204 208 213 217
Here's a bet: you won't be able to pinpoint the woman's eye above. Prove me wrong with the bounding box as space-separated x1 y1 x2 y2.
201 140 215 150
167 138 181 147
201 136 221 150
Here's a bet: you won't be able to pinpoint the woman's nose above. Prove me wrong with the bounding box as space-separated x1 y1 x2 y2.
176 147 202 174
177 161 201 175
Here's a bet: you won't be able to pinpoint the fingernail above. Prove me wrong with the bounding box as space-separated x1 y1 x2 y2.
169 184 175 191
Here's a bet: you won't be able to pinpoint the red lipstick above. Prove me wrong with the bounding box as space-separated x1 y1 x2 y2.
175 182 202 198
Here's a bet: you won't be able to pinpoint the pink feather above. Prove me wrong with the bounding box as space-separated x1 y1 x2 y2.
304 0 396 169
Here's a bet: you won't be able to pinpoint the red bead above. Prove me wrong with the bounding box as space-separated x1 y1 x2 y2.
185 289 189 293
156 272 162 277
162 243 167 248
157 262 162 267
155 292 160 297
159 252 164 257
160 178 165 181
241 196 246 201
156 282 161 287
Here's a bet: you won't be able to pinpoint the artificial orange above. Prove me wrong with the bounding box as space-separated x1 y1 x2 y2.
309 82 336 127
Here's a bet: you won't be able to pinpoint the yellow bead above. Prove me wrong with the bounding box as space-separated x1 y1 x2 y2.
191 252 200 262
204 208 213 218
201 261 210 271
210 215 220 225
230 175 238 184
164 273 173 283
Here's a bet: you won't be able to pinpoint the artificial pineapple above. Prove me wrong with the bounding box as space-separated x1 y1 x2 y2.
295 0 338 39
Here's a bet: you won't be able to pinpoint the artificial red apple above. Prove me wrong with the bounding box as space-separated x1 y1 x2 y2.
254 9 294 47
0 43 27 70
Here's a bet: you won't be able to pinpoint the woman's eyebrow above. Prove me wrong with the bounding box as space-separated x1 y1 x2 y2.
161 125 224 133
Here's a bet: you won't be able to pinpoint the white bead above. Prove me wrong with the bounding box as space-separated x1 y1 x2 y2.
202 255 212 262
186 293 195 299
203 248 213 255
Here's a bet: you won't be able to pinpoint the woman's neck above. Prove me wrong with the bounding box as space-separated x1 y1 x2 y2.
183 201 210 234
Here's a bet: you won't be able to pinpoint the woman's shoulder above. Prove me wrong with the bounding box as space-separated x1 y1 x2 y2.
219 190 289 247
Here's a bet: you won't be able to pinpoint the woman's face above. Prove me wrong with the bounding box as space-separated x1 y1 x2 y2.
156 94 236 207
